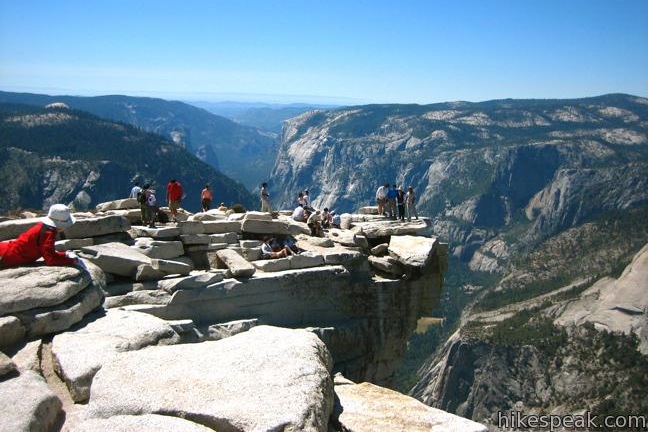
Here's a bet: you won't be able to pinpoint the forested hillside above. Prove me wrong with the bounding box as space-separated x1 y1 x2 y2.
0 103 254 213
0 91 278 189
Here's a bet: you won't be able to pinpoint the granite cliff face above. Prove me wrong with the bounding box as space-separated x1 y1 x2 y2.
412 244 648 429
267 95 648 428
270 94 648 264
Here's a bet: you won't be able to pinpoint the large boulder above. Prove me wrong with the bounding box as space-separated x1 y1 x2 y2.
290 251 325 269
368 255 404 277
241 218 290 235
178 221 205 235
0 351 15 377
157 272 225 293
327 228 362 247
202 220 241 234
354 220 428 238
1 260 104 340
0 266 91 316
210 232 239 244
15 282 104 338
131 238 184 259
0 218 40 241
51 309 181 402
64 215 131 239
388 235 439 269
278 215 311 236
189 210 228 222
333 381 488 432
0 370 63 432
253 257 292 272
205 318 259 341
80 242 151 277
104 290 172 308
101 208 144 224
0 316 26 349
55 238 94 252
95 198 138 212
130 226 181 239
85 326 334 432
214 249 256 278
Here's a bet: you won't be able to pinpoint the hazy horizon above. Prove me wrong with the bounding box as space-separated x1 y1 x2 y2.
2 0 647 106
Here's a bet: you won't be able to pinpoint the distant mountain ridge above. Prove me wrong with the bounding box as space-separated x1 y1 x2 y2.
190 100 339 134
0 102 254 213
0 91 278 190
270 93 648 257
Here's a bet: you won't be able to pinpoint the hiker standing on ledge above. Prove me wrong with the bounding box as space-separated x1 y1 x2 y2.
0 204 79 268
201 184 213 212
166 178 183 223
260 182 272 213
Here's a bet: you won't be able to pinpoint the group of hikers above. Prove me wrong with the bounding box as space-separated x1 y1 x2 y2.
129 179 185 228
129 179 227 228
290 190 341 236
375 183 418 221
1 178 193 269
1 180 421 270
260 182 418 237
260 184 340 237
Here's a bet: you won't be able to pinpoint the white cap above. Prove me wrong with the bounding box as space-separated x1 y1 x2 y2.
42 204 76 229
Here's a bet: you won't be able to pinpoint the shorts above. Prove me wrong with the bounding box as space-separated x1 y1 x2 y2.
169 200 181 212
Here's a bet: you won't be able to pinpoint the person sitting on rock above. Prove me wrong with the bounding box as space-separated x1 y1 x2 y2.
278 235 301 254
291 204 306 222
307 210 322 237
261 236 294 259
0 204 79 268
330 211 341 229
297 192 306 207
303 190 314 212
218 202 228 212
321 207 331 229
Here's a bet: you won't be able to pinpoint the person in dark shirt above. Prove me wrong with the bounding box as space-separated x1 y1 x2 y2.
396 186 406 220
387 184 398 219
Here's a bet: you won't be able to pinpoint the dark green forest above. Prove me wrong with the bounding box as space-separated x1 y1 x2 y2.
0 103 254 212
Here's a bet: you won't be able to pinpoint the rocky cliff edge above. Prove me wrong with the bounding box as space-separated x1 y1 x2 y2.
0 200 485 431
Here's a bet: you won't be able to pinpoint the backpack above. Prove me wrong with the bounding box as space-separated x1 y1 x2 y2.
147 191 157 207
137 190 148 205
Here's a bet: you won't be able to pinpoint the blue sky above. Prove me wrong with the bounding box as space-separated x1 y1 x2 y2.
1 0 647 104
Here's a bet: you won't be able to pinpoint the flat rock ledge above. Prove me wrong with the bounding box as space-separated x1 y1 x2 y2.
0 263 105 346
84 325 333 432
333 379 488 432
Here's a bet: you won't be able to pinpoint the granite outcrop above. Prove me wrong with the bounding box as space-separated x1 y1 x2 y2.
0 199 479 431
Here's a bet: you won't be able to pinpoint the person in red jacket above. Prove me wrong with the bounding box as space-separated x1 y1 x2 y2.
166 178 183 223
0 204 79 268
